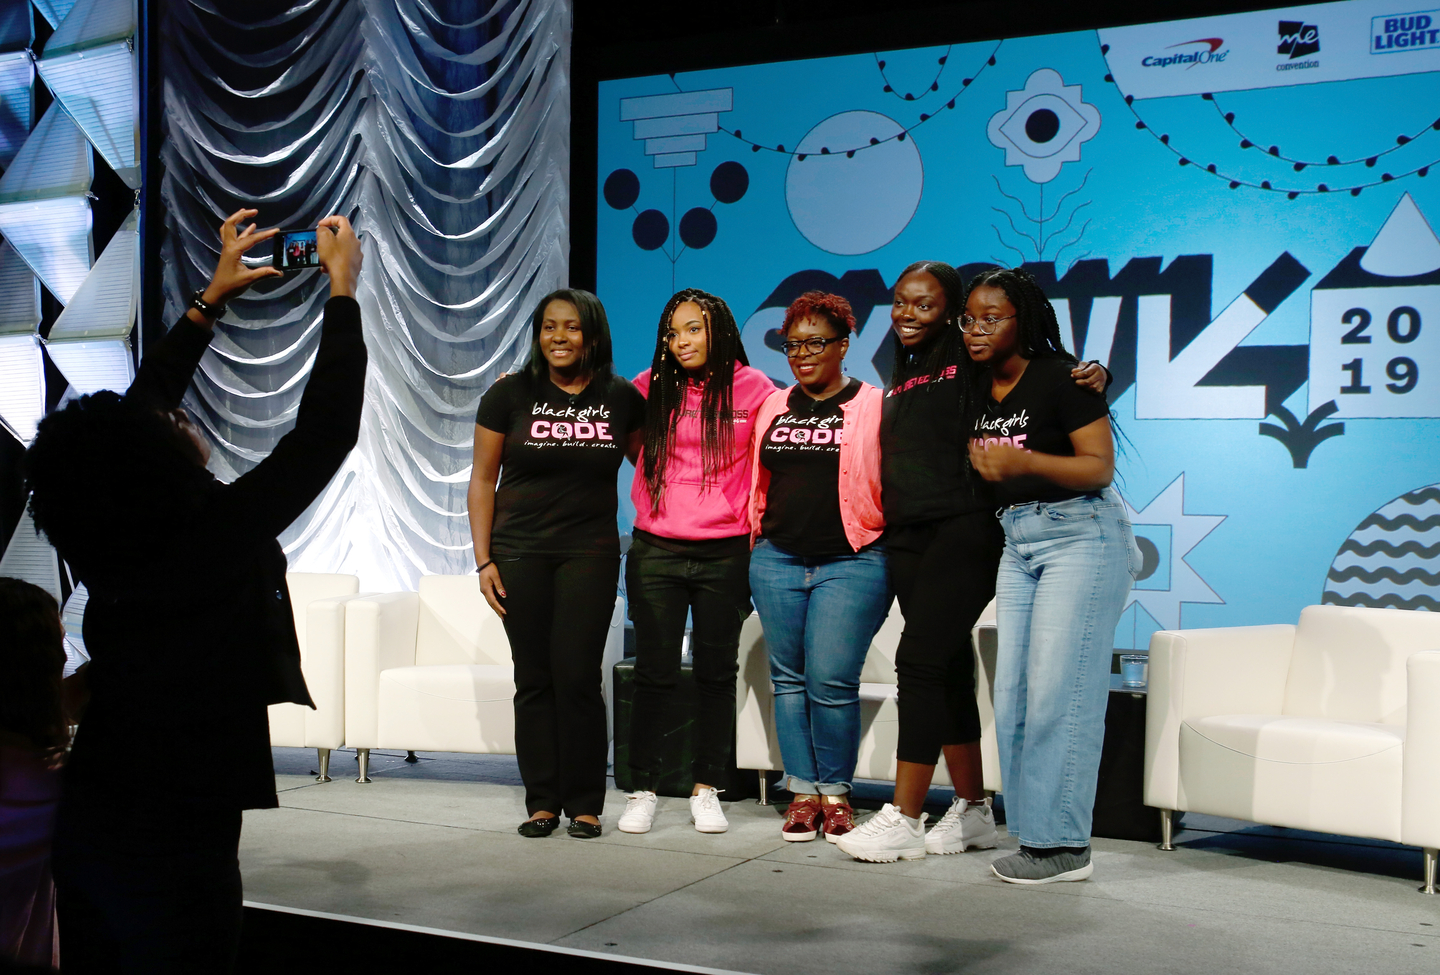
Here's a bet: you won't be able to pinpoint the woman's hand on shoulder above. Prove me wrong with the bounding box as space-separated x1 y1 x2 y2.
1071 360 1109 395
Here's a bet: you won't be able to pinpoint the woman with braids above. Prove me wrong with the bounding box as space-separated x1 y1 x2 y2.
470 290 645 839
838 261 1107 864
964 267 1138 884
616 289 775 835
746 292 889 843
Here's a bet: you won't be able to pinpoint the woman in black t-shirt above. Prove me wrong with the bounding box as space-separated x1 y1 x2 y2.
839 261 1107 864
965 268 1139 886
467 290 644 839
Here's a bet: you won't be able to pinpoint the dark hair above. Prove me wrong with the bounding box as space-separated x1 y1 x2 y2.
0 577 68 757
966 266 1077 363
641 288 750 513
523 289 615 387
891 260 971 386
781 290 856 337
25 390 211 592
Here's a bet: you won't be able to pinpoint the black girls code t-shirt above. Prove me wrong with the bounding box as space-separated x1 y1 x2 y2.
973 356 1111 507
881 357 991 526
476 372 645 557
759 378 860 558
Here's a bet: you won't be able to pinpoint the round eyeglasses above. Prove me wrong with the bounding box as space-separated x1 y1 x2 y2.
783 336 845 357
959 314 1016 335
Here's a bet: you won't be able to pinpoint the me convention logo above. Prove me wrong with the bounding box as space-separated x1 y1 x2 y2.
1372 10 1440 52
1141 37 1229 69
1277 19 1320 71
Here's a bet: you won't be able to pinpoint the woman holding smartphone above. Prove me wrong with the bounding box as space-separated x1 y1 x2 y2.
965 267 1138 884
617 288 775 835
468 290 644 839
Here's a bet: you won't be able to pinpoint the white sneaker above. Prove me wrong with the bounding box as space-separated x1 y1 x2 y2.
925 796 999 855
835 803 927 862
689 787 729 833
617 791 658 833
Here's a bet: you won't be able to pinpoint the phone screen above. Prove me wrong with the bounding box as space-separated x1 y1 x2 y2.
274 230 321 271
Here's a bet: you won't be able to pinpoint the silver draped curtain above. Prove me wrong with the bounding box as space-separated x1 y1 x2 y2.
160 0 571 590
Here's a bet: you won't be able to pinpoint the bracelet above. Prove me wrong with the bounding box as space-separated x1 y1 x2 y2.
189 288 227 319
477 559 494 573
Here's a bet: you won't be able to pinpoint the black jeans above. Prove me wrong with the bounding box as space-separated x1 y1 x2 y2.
497 554 619 818
888 512 1005 764
624 534 751 791
52 797 244 974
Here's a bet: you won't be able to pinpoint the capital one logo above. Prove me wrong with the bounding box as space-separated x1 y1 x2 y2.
1278 20 1320 58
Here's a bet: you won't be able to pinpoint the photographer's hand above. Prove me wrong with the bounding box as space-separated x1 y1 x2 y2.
316 214 363 300
187 208 284 327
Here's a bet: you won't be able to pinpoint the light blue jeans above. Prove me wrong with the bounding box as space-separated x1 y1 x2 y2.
994 488 1139 849
749 539 891 795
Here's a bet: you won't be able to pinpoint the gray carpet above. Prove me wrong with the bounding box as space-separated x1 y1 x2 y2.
241 748 1438 974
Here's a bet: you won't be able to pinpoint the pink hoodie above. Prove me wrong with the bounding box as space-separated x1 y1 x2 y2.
748 381 886 552
631 363 779 540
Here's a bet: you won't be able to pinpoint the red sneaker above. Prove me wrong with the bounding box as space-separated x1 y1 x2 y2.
821 800 856 843
781 798 822 842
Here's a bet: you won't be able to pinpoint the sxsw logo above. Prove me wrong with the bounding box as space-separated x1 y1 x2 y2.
1277 20 1320 58
1372 10 1440 52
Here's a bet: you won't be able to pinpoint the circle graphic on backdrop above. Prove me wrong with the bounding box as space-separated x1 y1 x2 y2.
632 209 670 251
1323 483 1440 611
680 208 718 249
784 111 923 256
604 169 641 210
710 161 750 204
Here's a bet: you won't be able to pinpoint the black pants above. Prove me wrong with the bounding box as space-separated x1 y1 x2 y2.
888 512 1005 764
624 535 751 791
52 798 244 974
497 554 618 818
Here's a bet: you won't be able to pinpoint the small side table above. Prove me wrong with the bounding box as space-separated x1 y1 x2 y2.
1092 673 1164 842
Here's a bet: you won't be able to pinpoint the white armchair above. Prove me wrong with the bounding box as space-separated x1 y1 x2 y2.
267 572 361 782
1144 604 1440 892
735 598 1002 801
344 574 626 782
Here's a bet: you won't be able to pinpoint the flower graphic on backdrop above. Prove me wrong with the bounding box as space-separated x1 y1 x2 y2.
987 68 1100 183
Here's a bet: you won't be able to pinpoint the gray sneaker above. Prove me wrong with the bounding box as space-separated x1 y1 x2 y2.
991 847 1093 884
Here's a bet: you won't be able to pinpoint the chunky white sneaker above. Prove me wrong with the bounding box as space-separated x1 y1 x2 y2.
925 796 999 855
689 787 729 833
835 803 927 862
617 791 658 833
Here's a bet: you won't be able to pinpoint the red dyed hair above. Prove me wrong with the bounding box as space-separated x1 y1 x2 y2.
781 290 856 337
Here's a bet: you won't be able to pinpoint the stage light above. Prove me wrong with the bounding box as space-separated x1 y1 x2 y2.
619 89 733 168
0 505 61 599
0 102 95 304
37 0 138 186
43 207 136 394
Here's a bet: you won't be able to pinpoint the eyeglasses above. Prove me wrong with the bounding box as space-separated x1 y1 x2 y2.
783 336 844 358
959 314 1016 335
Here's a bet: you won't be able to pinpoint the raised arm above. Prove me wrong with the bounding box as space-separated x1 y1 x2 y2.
128 208 282 410
467 424 507 617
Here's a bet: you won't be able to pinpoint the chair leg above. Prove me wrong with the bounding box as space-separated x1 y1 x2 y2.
356 748 372 784
756 770 770 806
1421 848 1437 895
405 750 418 763
315 748 331 783
1158 809 1175 851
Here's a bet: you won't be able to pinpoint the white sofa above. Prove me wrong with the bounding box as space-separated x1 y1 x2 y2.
735 598 1002 800
267 572 362 782
344 574 626 782
1145 604 1440 892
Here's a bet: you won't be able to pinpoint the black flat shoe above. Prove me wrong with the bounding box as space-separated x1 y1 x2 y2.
517 816 560 838
566 819 602 839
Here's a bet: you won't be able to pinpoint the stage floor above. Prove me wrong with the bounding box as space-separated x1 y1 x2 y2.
242 748 1437 974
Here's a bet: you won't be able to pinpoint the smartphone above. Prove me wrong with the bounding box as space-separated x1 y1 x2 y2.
273 229 321 271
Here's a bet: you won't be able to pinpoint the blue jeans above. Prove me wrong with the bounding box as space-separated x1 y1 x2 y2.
749 538 891 795
994 489 1139 849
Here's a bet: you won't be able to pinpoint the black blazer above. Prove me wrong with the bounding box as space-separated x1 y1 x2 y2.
67 296 366 810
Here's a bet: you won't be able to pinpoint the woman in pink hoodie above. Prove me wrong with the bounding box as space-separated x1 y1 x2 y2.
617 289 777 835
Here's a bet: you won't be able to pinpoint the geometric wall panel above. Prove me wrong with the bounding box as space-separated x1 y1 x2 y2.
0 50 36 168
0 504 60 600
0 102 93 303
39 0 138 187
32 0 81 31
0 331 43 441
0 239 39 333
43 337 132 394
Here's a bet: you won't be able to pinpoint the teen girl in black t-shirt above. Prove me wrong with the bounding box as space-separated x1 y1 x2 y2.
468 290 644 839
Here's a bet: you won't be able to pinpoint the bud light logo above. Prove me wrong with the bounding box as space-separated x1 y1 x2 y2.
1141 37 1229 69
1372 10 1440 52
1277 20 1320 58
